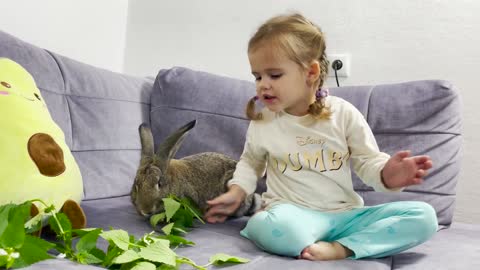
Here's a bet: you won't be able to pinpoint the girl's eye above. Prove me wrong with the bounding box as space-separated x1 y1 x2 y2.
254 76 261 81
270 74 282 79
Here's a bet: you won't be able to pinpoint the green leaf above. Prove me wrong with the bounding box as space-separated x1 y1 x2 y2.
176 256 206 270
57 212 73 233
157 264 178 270
150 212 166 228
71 228 101 237
6 256 15 269
130 234 138 247
75 250 103 265
49 212 72 239
172 208 194 228
11 235 55 268
102 245 122 268
208 253 250 266
89 248 106 262
74 231 105 265
161 223 175 235
179 197 205 224
76 228 102 252
24 204 44 232
118 262 137 270
100 230 131 251
112 249 141 264
131 261 157 270
0 255 8 268
0 202 30 248
0 204 15 237
171 223 190 235
138 239 176 266
156 234 195 247
163 198 181 222
24 213 43 235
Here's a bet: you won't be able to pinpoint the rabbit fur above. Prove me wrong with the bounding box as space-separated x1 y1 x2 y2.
131 120 261 218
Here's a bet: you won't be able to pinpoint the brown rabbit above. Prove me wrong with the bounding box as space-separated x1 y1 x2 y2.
131 120 261 218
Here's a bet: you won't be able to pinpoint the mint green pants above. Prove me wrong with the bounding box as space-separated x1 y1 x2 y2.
240 202 438 259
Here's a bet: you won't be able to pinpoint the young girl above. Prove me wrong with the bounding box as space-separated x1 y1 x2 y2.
204 13 438 261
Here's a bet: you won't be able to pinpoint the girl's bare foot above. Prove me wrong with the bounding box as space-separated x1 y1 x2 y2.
300 241 353 261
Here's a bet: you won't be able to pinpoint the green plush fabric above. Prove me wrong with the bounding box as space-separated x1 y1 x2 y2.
0 58 83 211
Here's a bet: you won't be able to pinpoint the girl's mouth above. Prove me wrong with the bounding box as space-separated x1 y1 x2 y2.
263 94 277 103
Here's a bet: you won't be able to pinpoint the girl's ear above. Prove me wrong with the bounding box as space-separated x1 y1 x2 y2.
306 60 321 86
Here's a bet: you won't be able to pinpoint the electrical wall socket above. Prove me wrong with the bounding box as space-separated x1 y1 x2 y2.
327 54 350 77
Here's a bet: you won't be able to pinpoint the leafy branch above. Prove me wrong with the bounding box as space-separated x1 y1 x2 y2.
0 197 249 269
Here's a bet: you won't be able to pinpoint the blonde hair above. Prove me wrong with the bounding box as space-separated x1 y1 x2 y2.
246 13 331 121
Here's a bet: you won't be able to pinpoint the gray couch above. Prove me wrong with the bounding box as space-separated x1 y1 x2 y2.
1 30 479 269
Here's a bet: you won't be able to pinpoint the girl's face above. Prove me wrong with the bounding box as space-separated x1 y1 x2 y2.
248 45 316 116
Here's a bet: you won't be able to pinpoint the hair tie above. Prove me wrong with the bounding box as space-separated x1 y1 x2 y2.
253 96 259 101
315 88 329 100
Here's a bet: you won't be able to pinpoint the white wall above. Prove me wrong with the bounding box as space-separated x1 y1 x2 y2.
124 0 480 224
0 0 129 72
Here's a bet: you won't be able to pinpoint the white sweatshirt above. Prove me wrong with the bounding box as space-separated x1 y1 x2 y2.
228 96 402 212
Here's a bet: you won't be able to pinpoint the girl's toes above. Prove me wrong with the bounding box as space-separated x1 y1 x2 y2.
301 252 314 260
300 247 314 260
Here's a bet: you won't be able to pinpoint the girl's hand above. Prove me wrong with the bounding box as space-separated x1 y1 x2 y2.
204 185 247 223
382 150 433 189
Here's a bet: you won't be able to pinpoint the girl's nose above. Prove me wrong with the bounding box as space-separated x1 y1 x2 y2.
258 79 271 90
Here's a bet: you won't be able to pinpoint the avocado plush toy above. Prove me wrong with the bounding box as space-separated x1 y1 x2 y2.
0 58 86 229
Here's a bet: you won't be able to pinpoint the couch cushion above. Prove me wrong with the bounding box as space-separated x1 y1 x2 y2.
150 67 253 159
29 195 480 269
52 55 153 200
0 30 154 200
334 82 462 225
82 196 392 270
0 31 70 143
151 67 462 226
392 223 480 269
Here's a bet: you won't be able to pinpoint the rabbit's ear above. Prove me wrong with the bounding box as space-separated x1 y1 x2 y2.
139 123 155 157
155 120 196 170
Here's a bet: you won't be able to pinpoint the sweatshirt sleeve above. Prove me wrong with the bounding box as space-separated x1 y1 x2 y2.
227 122 268 195
344 102 403 192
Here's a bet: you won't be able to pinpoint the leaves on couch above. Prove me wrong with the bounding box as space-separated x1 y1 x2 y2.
0 198 249 269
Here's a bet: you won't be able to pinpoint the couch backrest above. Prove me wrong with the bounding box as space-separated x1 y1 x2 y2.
1 29 462 225
0 30 153 200
151 67 462 226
